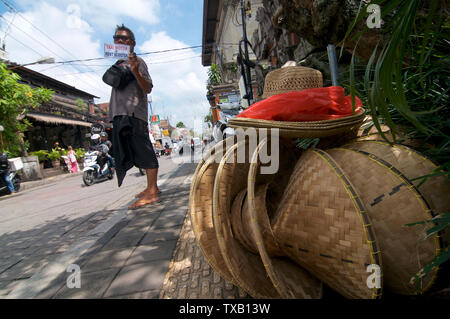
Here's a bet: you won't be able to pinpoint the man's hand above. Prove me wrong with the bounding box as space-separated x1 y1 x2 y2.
127 52 152 94
128 52 140 75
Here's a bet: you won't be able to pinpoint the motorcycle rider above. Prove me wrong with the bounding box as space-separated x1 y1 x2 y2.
100 132 114 169
89 134 110 174
0 153 15 194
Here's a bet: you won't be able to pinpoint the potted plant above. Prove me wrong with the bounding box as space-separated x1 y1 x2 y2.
30 150 49 170
76 148 85 168
48 149 61 168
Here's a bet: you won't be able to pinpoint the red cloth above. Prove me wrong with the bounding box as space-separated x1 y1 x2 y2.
237 86 363 122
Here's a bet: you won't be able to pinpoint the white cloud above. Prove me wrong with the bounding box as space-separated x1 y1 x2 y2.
139 32 210 130
14 0 160 30
1 2 112 101
1 2 211 130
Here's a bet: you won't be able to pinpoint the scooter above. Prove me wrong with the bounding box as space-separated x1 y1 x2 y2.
82 150 113 186
212 101 242 142
0 168 20 195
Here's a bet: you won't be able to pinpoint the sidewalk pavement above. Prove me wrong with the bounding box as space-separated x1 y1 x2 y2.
2 161 250 299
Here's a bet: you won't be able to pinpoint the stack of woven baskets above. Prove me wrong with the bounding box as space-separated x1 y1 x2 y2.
189 66 449 299
189 134 449 299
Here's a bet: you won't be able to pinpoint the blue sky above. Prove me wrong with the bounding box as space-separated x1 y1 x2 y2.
0 0 209 130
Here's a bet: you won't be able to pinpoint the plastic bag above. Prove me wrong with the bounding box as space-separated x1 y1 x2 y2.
237 86 363 122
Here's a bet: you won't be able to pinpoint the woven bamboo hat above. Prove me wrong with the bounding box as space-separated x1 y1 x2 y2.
234 137 301 256
228 109 366 139
343 141 450 229
262 66 323 99
189 137 237 284
245 138 323 298
213 140 280 298
271 149 382 299
327 148 442 295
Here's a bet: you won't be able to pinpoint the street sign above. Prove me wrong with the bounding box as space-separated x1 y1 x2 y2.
150 115 160 124
104 43 130 58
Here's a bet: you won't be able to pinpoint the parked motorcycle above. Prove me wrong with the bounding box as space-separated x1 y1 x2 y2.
0 153 20 195
0 168 20 195
82 150 113 186
213 101 242 142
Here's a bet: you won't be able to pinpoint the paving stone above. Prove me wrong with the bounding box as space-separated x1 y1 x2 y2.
126 207 164 228
104 260 170 297
126 240 177 266
140 227 181 245
0 257 22 275
81 247 134 272
152 214 186 229
54 268 120 299
101 227 148 251
0 280 23 297
105 289 159 299
0 256 54 281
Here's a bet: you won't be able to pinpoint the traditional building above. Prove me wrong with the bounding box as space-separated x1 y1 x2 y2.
202 0 263 122
7 62 107 152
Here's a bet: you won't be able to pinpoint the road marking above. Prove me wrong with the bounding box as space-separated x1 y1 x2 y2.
6 165 181 299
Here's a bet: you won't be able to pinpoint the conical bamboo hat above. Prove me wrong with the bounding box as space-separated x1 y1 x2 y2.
327 148 442 295
189 137 237 284
213 140 280 298
245 138 323 298
272 149 382 299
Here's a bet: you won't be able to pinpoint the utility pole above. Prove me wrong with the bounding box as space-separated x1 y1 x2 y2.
240 0 253 105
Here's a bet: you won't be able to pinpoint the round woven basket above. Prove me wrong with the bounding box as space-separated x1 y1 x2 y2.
228 109 366 139
189 138 237 284
271 149 382 299
246 138 323 298
327 148 442 295
262 66 323 99
213 140 280 298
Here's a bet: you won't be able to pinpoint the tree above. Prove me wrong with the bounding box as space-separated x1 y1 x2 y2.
0 63 53 156
176 121 185 128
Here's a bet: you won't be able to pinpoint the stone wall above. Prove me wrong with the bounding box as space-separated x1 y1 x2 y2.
250 0 318 99
19 156 43 181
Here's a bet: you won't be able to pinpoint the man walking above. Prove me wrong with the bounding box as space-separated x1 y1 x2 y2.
107 24 159 209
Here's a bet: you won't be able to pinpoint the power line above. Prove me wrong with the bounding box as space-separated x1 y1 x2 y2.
0 0 108 93
50 54 203 76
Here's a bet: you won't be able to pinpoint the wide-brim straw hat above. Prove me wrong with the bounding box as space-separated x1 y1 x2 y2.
271 149 382 299
262 66 323 99
189 137 237 284
245 138 323 298
213 140 281 298
327 148 442 295
228 109 366 139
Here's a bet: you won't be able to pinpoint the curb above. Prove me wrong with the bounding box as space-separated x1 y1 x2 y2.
20 171 84 192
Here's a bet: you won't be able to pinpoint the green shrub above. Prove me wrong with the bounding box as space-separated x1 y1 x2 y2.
30 150 49 162
75 148 85 159
48 149 61 161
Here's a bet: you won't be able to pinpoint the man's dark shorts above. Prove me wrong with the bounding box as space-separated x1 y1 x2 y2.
113 116 159 170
